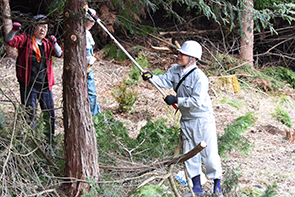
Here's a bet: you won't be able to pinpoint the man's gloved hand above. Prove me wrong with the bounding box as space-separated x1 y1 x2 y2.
12 22 21 32
164 94 178 105
141 70 153 81
49 35 57 45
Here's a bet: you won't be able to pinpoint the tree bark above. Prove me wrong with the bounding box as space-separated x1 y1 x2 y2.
0 0 17 59
240 0 254 67
63 1 100 196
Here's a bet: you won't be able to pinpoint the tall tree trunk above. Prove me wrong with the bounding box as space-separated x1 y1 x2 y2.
240 0 254 67
0 0 17 59
63 1 100 196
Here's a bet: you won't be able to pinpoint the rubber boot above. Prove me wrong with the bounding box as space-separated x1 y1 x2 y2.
213 179 223 197
192 175 203 195
182 175 204 197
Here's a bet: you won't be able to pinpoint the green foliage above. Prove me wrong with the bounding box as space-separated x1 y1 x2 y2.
222 165 242 195
117 15 160 35
133 185 172 197
112 79 139 111
218 112 256 157
152 68 166 76
101 44 126 61
261 66 295 89
94 111 138 165
242 182 278 197
94 112 180 164
127 51 151 85
137 118 180 158
276 95 295 108
48 0 67 15
271 105 293 128
254 0 284 9
219 96 242 109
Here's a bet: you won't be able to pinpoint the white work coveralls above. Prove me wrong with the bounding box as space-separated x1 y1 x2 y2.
153 63 222 179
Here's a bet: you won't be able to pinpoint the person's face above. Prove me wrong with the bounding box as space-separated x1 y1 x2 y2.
177 53 193 68
33 23 48 39
86 21 95 30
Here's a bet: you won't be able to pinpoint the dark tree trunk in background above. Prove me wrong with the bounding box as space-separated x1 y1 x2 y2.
0 0 17 60
63 0 100 196
240 0 254 67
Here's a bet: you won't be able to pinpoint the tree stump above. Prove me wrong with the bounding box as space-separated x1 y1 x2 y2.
209 75 241 94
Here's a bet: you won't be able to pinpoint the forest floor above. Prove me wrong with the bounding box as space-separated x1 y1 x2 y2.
1 51 295 196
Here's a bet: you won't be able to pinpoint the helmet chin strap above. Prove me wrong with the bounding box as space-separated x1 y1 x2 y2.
181 57 196 68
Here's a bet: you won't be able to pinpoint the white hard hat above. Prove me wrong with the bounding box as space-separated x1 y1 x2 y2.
177 40 202 60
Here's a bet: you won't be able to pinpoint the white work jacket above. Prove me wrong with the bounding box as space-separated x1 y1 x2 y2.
153 63 213 120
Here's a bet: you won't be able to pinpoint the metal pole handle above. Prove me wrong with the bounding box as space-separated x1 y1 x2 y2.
87 9 178 110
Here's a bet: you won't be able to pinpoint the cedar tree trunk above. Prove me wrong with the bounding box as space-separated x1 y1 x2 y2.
240 0 254 67
63 1 100 196
0 0 17 59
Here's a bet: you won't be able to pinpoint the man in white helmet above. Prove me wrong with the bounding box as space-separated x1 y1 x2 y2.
142 40 223 196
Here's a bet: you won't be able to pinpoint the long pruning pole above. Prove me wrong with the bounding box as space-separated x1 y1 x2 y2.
87 8 178 110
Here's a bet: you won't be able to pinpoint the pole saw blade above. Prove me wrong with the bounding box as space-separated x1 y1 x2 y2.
86 8 178 110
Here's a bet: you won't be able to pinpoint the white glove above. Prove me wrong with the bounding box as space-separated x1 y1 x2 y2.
86 55 96 65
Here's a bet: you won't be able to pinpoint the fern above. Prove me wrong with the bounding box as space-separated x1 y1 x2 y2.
218 112 256 157
261 66 295 88
101 44 126 61
271 105 293 128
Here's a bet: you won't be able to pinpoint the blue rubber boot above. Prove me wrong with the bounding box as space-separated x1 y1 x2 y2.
213 179 223 196
192 175 204 195
182 175 203 197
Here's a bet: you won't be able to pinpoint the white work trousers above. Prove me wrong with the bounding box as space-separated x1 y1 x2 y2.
181 115 222 180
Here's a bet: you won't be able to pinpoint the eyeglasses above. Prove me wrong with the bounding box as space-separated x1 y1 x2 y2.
36 24 48 31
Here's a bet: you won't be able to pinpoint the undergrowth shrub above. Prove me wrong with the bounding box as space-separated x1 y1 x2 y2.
271 105 293 128
137 118 180 159
94 111 136 164
111 79 139 111
0 107 64 196
94 112 180 164
218 112 256 157
101 44 127 61
127 51 151 85
219 96 242 109
261 66 295 88
242 182 278 197
132 184 172 197
222 165 242 195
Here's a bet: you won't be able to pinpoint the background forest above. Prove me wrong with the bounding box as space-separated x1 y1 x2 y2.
1 0 295 196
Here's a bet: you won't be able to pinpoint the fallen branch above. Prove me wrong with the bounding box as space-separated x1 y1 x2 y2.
100 141 207 171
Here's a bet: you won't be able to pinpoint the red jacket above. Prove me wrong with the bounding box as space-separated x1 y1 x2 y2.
6 33 62 91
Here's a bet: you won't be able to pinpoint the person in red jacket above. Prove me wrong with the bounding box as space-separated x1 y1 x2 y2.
5 14 63 146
